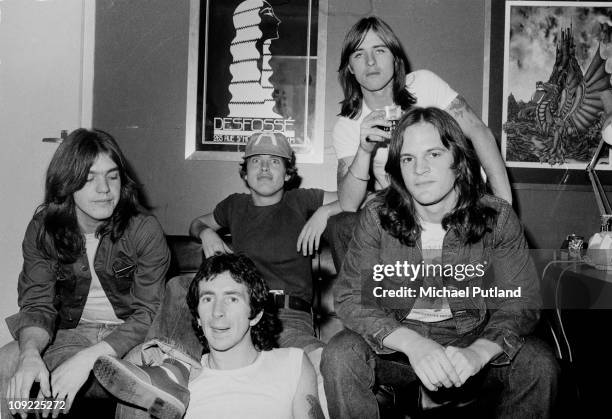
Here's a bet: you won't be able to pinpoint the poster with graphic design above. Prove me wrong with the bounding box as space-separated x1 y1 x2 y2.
501 1 612 169
185 0 327 163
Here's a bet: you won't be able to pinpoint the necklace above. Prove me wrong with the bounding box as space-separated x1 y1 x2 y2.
207 351 261 370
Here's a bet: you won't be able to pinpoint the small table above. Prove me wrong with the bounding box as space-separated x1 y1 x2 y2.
541 260 612 309
540 259 612 416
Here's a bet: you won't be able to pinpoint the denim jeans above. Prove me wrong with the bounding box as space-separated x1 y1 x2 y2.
327 211 360 272
141 275 325 376
321 321 559 419
0 322 142 419
140 275 204 376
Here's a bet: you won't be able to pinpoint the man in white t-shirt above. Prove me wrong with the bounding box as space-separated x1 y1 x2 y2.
94 253 324 419
334 16 511 210
328 17 512 269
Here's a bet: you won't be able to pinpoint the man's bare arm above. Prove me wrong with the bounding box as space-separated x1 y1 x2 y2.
189 213 232 257
337 154 370 212
293 353 324 419
189 213 221 239
446 96 512 203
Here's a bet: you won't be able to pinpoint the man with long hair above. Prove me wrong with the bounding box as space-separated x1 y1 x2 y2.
334 17 511 210
321 107 558 418
329 17 512 269
94 254 324 419
0 129 170 418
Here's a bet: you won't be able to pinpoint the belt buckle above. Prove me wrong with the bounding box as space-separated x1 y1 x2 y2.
269 290 286 308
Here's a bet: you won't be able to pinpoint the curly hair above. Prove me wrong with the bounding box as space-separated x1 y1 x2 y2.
338 17 416 118
239 152 301 190
37 128 142 263
186 253 282 352
379 107 497 245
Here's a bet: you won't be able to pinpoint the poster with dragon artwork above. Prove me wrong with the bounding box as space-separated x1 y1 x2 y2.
501 1 612 171
184 0 327 163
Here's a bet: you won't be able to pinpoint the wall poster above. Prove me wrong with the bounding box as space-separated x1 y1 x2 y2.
185 0 327 163
500 1 612 173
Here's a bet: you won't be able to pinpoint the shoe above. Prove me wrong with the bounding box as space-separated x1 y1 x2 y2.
94 355 190 419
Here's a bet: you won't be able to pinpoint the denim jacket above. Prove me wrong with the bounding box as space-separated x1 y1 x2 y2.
335 195 541 364
5 213 170 357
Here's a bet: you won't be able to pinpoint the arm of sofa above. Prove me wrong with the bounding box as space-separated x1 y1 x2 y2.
165 235 204 277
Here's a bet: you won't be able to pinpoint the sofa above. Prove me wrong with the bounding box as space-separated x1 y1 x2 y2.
164 235 344 343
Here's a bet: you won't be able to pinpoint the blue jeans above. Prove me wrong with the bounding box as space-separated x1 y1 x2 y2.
0 322 142 419
321 322 559 419
141 275 324 376
327 211 360 272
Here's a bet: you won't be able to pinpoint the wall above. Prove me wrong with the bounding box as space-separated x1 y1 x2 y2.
0 0 93 343
93 0 486 232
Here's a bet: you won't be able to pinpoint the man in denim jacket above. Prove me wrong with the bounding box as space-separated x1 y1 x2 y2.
321 108 558 418
0 129 169 419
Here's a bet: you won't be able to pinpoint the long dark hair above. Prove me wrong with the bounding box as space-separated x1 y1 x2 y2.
186 253 281 352
37 128 142 263
338 17 416 118
379 107 496 245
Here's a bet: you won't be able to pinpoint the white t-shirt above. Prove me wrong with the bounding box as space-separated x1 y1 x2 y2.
332 70 458 189
406 220 453 322
185 347 304 419
80 233 123 324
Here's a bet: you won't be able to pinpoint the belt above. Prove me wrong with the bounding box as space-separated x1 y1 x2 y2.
268 293 311 314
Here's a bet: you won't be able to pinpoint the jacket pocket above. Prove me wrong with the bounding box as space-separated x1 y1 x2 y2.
112 259 136 292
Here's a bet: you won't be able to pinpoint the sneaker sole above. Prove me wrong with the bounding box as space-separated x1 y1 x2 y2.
94 356 185 419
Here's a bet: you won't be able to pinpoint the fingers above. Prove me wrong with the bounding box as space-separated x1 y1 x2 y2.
360 111 392 148
51 395 67 419
308 231 317 255
7 376 17 415
414 351 460 390
37 368 51 398
13 372 35 418
297 227 307 252
17 372 35 403
422 361 449 389
297 229 323 256
437 351 461 387
51 374 67 419
430 357 458 388
413 364 437 392
363 127 391 143
363 111 392 135
203 239 232 258
222 242 233 253
64 393 74 417
297 224 314 256
445 346 472 385
314 232 321 254
304 233 314 256
36 389 49 419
